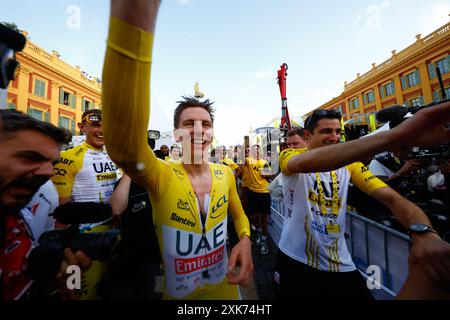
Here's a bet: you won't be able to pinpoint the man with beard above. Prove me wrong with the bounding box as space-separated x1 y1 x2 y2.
0 110 91 300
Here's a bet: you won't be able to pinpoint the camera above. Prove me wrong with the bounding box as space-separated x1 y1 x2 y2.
376 99 450 161
26 202 120 280
0 23 26 89
27 227 120 280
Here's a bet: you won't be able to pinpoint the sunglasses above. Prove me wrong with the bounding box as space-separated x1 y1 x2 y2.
82 113 102 123
304 109 341 129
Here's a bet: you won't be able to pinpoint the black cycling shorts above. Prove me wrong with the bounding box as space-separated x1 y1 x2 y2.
248 190 271 215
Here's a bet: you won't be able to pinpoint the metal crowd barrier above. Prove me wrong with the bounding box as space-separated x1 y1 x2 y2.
268 199 411 299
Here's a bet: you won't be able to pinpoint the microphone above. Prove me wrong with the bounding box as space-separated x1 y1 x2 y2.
0 23 26 51
375 105 408 129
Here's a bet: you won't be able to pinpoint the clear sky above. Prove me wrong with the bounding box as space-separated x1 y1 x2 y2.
3 0 450 146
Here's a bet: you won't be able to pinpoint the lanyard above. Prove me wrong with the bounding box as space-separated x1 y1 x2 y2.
314 171 339 216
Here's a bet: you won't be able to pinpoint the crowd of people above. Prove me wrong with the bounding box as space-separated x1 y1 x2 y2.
1 0 450 301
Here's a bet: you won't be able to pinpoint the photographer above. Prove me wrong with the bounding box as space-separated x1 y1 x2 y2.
0 110 91 300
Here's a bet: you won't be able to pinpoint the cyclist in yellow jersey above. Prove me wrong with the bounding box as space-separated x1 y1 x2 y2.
212 145 242 249
244 145 275 255
275 109 450 299
51 109 119 300
238 146 251 217
102 0 253 300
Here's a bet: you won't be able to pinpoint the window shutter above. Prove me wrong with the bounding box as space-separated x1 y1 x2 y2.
59 89 64 104
380 86 385 98
70 94 76 109
390 82 395 94
27 107 32 115
44 112 50 123
37 80 42 97
446 55 450 74
81 98 86 111
34 79 39 95
401 76 407 89
71 119 75 134
414 70 420 85
428 63 436 79
58 116 62 127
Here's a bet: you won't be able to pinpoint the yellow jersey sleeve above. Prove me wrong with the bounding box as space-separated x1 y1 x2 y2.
102 16 171 196
279 148 307 176
346 162 388 195
225 166 250 238
224 158 239 171
51 148 82 198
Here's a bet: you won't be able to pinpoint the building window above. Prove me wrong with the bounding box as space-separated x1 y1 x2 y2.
59 116 70 129
401 70 420 89
6 102 16 109
380 81 395 98
349 98 360 111
58 116 76 134
59 89 76 109
34 79 46 98
362 90 375 105
408 96 424 107
433 87 450 102
81 98 95 112
28 108 42 120
428 55 450 79
27 107 49 122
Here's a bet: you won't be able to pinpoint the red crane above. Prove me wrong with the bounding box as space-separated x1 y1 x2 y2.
277 63 291 148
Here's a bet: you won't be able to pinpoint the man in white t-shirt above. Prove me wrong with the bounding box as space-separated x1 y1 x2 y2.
275 107 450 300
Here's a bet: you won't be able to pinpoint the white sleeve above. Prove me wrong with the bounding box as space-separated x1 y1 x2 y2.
368 159 395 178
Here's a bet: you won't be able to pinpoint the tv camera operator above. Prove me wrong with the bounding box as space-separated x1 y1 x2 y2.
0 24 109 300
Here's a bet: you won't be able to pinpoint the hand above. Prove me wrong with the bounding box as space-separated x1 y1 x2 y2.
397 159 426 176
56 248 92 300
227 235 254 287
409 232 450 292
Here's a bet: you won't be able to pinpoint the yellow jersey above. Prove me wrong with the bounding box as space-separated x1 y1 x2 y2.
223 157 238 171
51 142 119 203
102 16 250 300
244 157 270 193
51 141 119 300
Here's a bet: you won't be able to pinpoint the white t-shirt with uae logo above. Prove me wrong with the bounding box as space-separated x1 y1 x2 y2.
278 148 387 272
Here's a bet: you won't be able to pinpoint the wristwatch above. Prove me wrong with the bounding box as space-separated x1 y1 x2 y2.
408 223 439 236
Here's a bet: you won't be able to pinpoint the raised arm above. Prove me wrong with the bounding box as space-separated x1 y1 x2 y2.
110 0 159 33
286 100 450 174
102 0 161 186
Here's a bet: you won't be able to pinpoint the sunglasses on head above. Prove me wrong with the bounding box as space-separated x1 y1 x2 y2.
82 113 102 123
304 109 342 129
